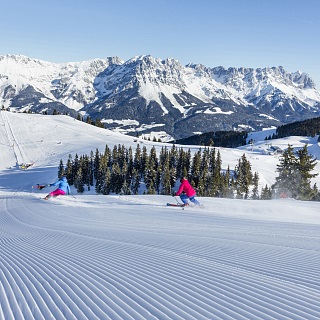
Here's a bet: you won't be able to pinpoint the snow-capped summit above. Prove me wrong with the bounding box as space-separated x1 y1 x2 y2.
0 55 122 112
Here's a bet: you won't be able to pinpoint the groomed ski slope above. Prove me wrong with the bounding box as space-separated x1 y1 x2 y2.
1 194 320 320
0 111 320 319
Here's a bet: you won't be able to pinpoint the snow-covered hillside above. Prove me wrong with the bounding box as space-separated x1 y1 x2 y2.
1 111 320 319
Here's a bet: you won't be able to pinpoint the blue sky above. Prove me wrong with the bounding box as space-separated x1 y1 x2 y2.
1 0 319 88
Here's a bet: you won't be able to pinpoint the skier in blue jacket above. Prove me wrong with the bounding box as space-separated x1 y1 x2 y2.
44 176 70 200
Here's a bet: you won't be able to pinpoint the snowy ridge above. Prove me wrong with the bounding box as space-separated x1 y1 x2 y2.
1 111 320 319
210 66 320 109
0 54 122 111
1 54 320 140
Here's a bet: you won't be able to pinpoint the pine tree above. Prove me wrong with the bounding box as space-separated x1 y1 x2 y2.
229 176 236 199
121 160 130 194
89 151 94 188
234 154 253 199
160 158 172 195
149 146 158 171
222 165 234 198
72 153 80 181
93 148 100 181
252 172 260 199
210 149 222 197
271 144 317 199
183 149 192 179
131 169 141 195
126 146 134 184
295 144 318 200
159 147 167 167
80 155 89 191
141 146 148 177
104 145 111 167
74 166 85 193
191 149 201 188
154 168 160 194
311 183 320 201
65 154 73 185
118 144 126 170
95 154 107 194
94 118 104 128
102 167 111 195
261 184 272 200
110 162 122 194
176 147 184 179
215 150 223 196
58 159 65 178
272 144 298 198
111 145 118 167
133 144 142 177
198 148 209 196
121 179 131 195
144 150 157 195
169 145 178 171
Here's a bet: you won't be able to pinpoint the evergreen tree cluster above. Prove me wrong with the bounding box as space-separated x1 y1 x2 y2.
58 143 320 201
58 144 259 199
271 144 319 201
173 131 248 148
273 117 320 139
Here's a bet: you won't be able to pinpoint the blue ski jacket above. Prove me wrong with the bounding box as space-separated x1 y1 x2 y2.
50 177 71 194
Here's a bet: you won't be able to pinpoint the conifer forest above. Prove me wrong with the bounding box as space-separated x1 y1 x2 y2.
59 143 319 201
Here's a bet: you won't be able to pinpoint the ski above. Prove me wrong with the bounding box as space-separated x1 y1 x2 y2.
167 203 205 209
167 203 186 207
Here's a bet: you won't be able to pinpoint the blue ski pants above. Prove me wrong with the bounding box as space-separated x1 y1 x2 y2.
179 194 200 205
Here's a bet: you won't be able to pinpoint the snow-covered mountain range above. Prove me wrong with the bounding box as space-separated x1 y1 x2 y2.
1 54 320 140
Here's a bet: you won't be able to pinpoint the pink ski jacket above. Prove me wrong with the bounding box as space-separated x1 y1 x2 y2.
175 179 196 197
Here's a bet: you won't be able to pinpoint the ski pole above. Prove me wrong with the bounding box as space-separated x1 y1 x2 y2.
173 195 182 205
173 195 185 210
170 186 178 205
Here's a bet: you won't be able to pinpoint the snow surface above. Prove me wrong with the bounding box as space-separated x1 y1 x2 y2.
1 111 320 319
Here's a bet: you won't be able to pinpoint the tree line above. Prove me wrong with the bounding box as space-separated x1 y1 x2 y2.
58 143 319 201
173 130 248 148
265 117 320 140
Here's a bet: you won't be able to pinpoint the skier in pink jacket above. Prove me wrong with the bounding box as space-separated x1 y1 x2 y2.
175 177 201 206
